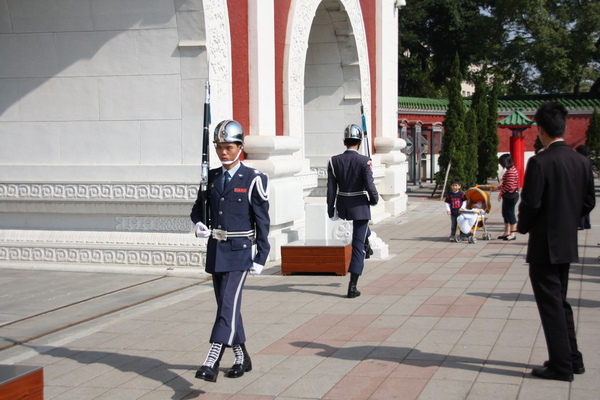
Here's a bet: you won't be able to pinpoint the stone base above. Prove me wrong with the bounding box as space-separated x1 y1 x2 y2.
281 240 351 275
0 229 208 276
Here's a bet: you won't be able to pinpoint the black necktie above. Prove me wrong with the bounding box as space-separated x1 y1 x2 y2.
223 171 230 191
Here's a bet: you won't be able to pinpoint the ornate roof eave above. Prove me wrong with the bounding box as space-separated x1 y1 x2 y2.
497 109 536 128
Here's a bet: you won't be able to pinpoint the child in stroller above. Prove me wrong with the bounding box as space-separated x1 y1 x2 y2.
454 186 493 243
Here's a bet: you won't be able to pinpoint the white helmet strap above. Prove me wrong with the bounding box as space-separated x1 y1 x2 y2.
221 146 244 165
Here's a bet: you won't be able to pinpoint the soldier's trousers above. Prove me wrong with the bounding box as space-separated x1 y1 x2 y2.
349 219 370 275
210 270 248 346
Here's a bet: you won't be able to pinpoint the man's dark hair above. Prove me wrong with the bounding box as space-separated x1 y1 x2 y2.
451 178 461 185
344 138 361 147
498 153 514 168
534 102 568 138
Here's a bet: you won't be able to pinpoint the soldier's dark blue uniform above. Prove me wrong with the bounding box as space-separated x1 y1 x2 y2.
194 164 270 275
327 124 379 298
191 119 270 383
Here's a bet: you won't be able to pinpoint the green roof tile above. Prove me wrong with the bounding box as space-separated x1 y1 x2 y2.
497 109 535 127
398 94 600 112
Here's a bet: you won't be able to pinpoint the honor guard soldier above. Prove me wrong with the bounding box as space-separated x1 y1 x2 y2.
327 124 379 298
191 119 270 382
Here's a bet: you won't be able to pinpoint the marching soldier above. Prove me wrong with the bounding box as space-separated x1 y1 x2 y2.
191 119 270 382
327 124 379 298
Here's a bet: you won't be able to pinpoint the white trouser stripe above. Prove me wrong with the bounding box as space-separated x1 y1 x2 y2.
227 270 248 345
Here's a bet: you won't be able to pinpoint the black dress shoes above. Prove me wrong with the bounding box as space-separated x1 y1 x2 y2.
543 360 585 375
531 367 574 382
195 365 219 382
226 357 252 378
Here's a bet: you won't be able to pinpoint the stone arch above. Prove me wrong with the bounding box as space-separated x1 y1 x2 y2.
283 0 371 166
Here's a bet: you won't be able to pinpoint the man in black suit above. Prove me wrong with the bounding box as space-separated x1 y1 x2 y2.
327 124 379 298
517 102 595 382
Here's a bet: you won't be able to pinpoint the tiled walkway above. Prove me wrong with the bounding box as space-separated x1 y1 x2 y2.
0 183 599 399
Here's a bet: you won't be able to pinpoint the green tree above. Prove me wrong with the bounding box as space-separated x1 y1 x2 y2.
398 0 498 96
471 73 488 183
464 108 478 188
491 0 600 94
478 75 500 183
439 55 468 189
398 0 600 96
585 107 600 175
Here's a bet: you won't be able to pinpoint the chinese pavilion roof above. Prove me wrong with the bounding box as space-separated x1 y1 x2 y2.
497 109 535 128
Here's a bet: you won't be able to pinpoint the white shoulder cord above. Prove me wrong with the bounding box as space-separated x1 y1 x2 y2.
248 173 269 204
328 158 337 178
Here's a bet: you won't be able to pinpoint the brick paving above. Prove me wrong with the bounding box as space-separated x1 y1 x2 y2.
0 183 599 399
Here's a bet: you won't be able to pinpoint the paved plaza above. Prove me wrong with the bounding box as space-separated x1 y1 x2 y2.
0 183 599 399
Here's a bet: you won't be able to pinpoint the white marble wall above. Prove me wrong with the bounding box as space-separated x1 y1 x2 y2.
0 0 207 182
0 0 211 272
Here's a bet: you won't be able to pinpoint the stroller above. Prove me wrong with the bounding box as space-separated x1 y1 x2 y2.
454 185 493 244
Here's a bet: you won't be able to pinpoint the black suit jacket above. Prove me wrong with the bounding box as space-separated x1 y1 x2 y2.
517 141 595 264
327 150 379 221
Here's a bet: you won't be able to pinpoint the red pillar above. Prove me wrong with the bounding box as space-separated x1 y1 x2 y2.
509 134 525 188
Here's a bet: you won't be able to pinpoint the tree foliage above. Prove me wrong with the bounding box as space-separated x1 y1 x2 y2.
399 0 498 96
484 78 500 179
398 0 600 96
439 55 468 188
474 73 500 183
464 108 478 188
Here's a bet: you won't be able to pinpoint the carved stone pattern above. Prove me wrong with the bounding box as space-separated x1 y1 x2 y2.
295 173 319 189
116 217 193 232
205 0 232 120
287 0 371 138
0 246 204 267
334 221 353 245
311 167 328 179
0 183 198 201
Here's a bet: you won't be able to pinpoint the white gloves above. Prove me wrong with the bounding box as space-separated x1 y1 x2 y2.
330 209 340 221
194 222 211 238
249 262 264 275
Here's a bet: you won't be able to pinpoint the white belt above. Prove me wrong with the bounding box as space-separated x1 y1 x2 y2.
338 191 367 197
212 229 255 242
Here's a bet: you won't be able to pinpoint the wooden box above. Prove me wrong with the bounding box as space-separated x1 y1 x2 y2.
0 365 43 400
281 240 352 275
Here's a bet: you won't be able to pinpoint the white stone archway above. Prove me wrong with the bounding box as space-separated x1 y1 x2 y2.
283 0 371 164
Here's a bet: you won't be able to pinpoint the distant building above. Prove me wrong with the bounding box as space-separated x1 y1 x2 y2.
398 94 600 184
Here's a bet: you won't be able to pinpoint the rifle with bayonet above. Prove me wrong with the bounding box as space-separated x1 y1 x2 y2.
200 81 211 226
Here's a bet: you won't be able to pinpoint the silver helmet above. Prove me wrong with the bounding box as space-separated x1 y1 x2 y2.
214 120 244 144
344 124 363 140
